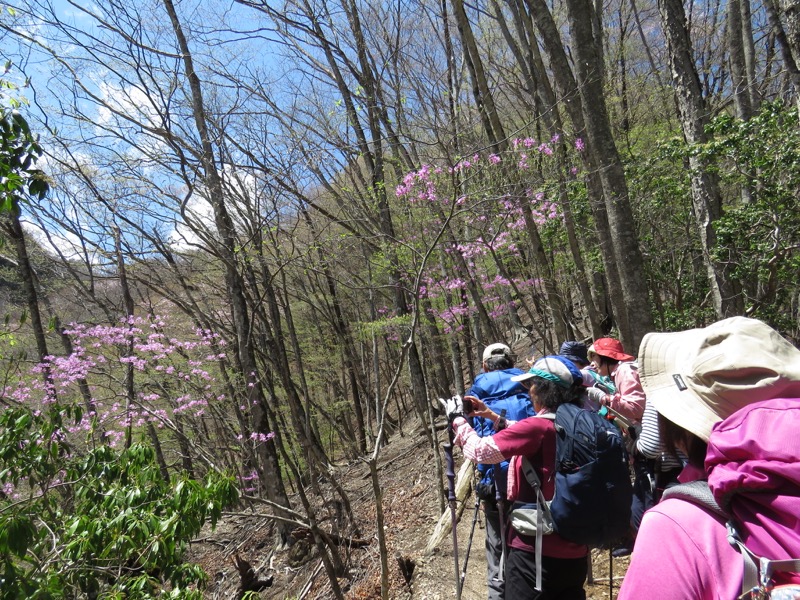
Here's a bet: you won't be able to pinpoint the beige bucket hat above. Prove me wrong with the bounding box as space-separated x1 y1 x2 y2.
638 316 800 441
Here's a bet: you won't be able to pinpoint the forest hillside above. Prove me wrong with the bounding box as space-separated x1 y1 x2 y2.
1 0 799 597
185 414 632 599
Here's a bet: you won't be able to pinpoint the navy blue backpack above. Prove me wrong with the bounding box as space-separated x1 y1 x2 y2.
549 403 632 546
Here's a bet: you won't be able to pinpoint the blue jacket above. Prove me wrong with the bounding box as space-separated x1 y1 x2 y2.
468 368 535 499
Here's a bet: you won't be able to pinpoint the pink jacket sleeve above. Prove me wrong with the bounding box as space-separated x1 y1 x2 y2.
609 362 646 424
451 417 506 465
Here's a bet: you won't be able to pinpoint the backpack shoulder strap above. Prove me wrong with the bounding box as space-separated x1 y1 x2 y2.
522 415 556 488
662 481 765 596
519 455 552 592
520 455 543 489
660 480 727 519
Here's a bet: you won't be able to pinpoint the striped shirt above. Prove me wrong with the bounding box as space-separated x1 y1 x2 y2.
637 401 685 470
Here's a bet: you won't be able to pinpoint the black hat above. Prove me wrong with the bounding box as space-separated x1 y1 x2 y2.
559 341 588 366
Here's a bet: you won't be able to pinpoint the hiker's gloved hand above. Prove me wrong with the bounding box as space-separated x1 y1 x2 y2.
439 395 464 423
586 386 608 409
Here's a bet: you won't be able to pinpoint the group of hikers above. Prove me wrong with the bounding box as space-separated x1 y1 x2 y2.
438 316 800 599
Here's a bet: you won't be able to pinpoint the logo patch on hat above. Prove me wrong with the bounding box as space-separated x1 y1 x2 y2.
672 374 687 391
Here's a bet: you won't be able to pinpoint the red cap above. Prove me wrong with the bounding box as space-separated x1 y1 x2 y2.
588 338 634 362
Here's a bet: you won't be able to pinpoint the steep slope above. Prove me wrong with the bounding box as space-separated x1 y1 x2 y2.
188 417 630 598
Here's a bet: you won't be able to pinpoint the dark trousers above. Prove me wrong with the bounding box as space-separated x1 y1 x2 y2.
484 501 505 600
654 466 683 504
504 547 587 600
630 456 655 532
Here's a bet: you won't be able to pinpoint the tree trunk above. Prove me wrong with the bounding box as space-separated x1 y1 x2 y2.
783 0 800 68
493 0 601 339
659 0 745 318
728 0 754 120
563 0 655 349
740 0 759 111
161 0 294 543
4 199 50 363
114 226 137 451
300 208 369 454
3 203 102 429
763 0 800 102
421 297 455 399
450 0 509 150
628 0 666 87
519 198 570 346
525 0 629 339
659 0 742 319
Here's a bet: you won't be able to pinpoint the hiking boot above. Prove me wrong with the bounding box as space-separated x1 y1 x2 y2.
611 545 632 558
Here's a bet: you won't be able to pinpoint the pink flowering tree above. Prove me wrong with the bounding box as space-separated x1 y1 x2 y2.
0 314 265 597
394 136 586 344
3 315 272 481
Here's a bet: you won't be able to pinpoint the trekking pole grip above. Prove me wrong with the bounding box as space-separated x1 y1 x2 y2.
445 426 457 503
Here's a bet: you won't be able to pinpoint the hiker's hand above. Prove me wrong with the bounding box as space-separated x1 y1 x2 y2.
586 387 608 409
464 395 492 419
439 395 464 423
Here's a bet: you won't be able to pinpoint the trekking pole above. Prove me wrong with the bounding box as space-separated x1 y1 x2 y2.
587 550 594 584
493 409 508 587
459 478 481 587
443 422 462 600
598 405 633 429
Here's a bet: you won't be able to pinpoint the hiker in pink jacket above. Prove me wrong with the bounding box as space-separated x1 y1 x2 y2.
585 338 645 425
619 316 800 600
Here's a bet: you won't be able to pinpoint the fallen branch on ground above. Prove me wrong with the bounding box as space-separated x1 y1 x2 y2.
425 459 473 555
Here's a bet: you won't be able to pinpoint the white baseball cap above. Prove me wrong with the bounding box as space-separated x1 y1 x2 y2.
482 343 511 362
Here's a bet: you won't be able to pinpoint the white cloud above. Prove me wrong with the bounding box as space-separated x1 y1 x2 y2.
94 80 172 162
168 191 217 252
22 219 99 264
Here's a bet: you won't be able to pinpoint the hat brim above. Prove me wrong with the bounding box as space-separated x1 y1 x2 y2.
510 372 535 383
562 353 588 365
588 343 634 362
483 343 512 362
638 328 721 441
